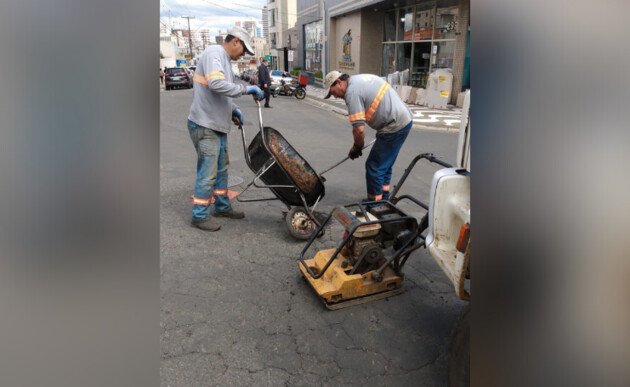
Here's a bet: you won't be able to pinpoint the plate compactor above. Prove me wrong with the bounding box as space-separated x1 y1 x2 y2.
298 201 425 310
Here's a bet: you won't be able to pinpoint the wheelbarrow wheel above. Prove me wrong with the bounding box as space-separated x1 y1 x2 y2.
286 206 317 240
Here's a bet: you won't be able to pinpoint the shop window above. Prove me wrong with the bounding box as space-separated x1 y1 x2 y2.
435 0 459 40
397 7 414 41
304 20 323 72
414 2 435 41
396 42 412 84
381 44 395 76
432 41 455 70
383 11 396 42
411 42 432 87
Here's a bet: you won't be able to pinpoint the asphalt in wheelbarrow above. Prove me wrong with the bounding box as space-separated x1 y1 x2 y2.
247 126 325 207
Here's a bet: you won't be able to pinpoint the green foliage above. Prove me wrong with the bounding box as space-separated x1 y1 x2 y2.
290 66 302 76
314 71 323 79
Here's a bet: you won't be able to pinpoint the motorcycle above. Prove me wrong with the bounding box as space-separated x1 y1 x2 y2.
272 79 306 100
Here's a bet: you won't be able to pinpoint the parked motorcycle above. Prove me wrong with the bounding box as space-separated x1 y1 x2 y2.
272 79 306 100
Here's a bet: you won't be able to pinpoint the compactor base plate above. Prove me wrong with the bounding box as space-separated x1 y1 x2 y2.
298 248 403 310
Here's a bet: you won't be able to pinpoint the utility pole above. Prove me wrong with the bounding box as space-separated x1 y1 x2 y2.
181 16 195 58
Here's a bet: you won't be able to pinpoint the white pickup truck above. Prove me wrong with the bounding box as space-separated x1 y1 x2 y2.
389 90 470 386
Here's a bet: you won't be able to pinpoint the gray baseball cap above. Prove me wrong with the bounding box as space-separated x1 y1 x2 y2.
227 26 254 55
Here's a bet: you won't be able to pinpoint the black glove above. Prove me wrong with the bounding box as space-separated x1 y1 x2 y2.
348 146 363 160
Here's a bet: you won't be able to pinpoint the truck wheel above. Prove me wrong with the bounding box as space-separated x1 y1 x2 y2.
448 304 470 387
294 88 306 100
286 206 316 240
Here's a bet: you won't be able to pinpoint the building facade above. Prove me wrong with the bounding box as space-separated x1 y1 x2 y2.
262 6 269 39
295 0 470 103
267 0 297 71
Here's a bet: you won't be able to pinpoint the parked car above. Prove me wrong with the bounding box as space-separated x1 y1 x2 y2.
241 69 256 83
164 67 193 90
269 70 294 86
240 69 250 81
185 68 195 88
249 70 258 85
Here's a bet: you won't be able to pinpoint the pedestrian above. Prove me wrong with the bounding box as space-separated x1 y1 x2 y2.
257 57 272 108
323 71 413 202
187 26 265 231
160 68 164 84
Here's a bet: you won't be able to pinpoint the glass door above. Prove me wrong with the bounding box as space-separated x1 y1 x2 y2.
411 42 431 87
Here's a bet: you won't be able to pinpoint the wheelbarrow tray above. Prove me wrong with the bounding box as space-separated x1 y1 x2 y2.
247 126 325 207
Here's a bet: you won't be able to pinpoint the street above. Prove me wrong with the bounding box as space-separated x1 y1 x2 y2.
160 83 468 386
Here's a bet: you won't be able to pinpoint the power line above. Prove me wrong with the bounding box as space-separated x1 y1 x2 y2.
200 0 260 18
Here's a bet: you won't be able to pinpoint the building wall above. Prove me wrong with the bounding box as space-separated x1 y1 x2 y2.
450 0 469 99
252 37 269 62
359 8 384 76
160 36 177 68
329 11 362 75
268 0 297 71
262 6 269 39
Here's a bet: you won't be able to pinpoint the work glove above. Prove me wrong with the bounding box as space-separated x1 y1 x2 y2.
232 109 243 125
245 85 265 101
348 146 363 160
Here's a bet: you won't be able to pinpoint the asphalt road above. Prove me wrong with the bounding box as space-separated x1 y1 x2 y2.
160 83 467 386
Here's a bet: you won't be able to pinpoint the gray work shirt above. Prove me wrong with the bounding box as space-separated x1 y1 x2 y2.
188 45 246 134
344 74 413 134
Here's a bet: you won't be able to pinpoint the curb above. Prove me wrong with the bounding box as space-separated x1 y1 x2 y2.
303 95 458 133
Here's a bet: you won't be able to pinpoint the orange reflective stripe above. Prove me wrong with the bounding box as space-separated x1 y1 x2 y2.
348 111 366 121
213 189 227 196
365 82 389 123
382 185 390 192
367 194 383 201
206 71 225 80
194 73 208 85
192 196 212 205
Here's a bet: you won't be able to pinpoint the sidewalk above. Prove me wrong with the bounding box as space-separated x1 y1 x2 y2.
304 84 462 132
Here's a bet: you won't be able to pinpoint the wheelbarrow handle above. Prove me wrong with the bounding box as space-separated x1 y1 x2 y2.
319 139 376 178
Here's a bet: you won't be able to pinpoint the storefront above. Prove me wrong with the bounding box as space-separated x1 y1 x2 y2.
382 0 462 88
296 0 469 100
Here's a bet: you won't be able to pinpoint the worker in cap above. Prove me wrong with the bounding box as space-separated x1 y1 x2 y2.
324 71 413 202
187 26 264 231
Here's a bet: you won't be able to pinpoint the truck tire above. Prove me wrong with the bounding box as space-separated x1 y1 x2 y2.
448 304 470 387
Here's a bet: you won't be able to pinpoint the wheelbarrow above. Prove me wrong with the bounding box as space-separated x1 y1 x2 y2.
234 100 374 240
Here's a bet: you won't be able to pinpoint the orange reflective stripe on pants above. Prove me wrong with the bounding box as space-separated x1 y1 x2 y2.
192 196 211 206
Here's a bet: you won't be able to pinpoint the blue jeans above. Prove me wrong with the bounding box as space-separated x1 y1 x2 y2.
188 119 231 222
365 121 412 200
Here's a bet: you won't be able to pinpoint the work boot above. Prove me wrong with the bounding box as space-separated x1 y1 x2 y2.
213 209 245 219
191 218 221 231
